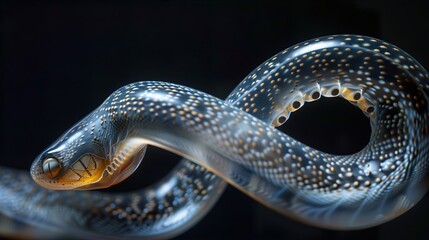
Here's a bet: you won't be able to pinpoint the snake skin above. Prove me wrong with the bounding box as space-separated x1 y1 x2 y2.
1 35 428 239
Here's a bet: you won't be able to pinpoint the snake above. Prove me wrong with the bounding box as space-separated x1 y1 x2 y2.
0 34 428 239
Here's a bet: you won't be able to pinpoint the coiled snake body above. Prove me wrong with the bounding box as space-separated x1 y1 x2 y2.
0 35 428 239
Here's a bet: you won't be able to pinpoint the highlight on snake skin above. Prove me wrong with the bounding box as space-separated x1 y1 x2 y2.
0 34 428 239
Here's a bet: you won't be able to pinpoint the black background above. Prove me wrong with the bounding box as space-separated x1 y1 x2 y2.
1 0 428 239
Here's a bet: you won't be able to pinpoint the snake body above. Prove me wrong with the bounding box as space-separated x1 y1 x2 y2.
0 35 428 239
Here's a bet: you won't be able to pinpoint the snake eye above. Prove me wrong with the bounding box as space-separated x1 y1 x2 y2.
42 157 62 178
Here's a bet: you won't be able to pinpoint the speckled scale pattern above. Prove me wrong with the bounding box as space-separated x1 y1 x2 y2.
0 35 428 239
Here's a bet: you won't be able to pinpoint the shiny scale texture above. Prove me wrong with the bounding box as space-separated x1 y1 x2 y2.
0 34 428 239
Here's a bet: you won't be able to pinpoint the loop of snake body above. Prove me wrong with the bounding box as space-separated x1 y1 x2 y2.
0 34 428 239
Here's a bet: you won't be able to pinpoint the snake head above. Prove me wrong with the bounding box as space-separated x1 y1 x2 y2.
31 152 107 190
31 136 148 191
31 109 149 190
31 117 109 190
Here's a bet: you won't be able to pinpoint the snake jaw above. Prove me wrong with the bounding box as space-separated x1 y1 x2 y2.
105 143 148 187
86 137 148 189
60 154 106 184
46 138 148 190
32 153 108 190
